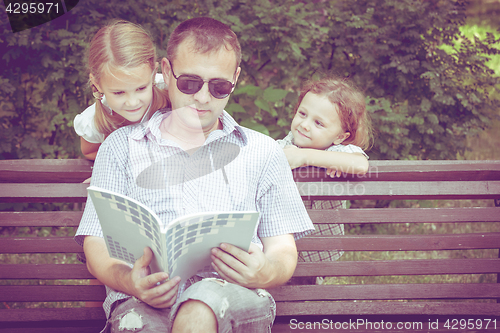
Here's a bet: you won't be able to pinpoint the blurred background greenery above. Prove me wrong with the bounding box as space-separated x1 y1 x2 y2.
0 0 499 161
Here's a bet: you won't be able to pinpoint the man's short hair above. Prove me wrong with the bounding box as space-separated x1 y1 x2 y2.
166 17 241 67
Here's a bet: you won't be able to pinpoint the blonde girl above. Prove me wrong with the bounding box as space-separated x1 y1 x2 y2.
74 20 170 160
277 76 373 284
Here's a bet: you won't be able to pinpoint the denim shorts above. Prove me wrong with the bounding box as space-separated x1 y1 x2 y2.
106 276 276 333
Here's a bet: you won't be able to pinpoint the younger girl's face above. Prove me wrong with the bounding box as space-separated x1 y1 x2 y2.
291 92 349 150
94 63 155 123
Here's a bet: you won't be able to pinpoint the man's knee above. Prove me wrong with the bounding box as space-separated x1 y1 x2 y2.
177 299 213 316
172 300 217 333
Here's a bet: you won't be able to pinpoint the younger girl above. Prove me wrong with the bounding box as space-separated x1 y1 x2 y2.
74 20 170 160
277 77 373 284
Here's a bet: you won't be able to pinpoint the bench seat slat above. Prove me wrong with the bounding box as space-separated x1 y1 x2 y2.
270 284 500 301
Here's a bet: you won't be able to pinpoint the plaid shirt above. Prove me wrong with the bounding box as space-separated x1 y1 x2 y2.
75 111 314 318
276 131 368 262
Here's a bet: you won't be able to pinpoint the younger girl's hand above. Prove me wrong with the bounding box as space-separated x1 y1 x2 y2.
283 146 305 169
326 168 342 178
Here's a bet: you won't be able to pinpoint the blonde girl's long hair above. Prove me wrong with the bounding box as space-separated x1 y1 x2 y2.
296 77 374 151
87 20 170 137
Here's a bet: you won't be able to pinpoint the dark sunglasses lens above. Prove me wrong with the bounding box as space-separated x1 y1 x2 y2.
209 80 233 99
177 76 204 94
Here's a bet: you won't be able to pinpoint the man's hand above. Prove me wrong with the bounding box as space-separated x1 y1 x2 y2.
210 243 270 288
129 247 181 308
210 234 297 289
83 236 181 309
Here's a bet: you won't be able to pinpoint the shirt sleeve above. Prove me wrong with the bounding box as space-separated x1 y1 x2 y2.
255 143 314 241
74 131 129 246
73 104 105 144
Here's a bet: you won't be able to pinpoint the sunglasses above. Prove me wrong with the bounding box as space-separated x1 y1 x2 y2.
168 59 236 99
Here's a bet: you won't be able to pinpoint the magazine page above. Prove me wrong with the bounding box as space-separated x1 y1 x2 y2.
165 211 259 284
87 186 165 273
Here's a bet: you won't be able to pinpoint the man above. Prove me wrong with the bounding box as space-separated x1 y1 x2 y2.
76 17 313 333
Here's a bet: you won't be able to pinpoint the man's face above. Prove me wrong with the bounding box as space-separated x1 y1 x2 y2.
162 38 241 134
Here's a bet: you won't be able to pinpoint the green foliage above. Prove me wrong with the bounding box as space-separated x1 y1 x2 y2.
0 0 499 160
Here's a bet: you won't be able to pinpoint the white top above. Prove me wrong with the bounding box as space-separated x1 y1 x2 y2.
74 73 166 143
276 131 369 158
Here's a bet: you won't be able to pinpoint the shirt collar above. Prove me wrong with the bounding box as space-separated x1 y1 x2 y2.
129 109 248 146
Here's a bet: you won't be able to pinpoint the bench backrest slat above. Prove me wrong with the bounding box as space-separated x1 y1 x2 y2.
1 208 498 228
293 258 500 276
3 233 499 254
272 283 500 301
0 211 83 227
0 285 106 302
2 159 499 183
277 301 500 316
297 180 500 200
3 283 499 303
3 181 499 202
0 184 88 203
0 264 93 279
3 259 499 280
1 159 499 331
297 233 500 251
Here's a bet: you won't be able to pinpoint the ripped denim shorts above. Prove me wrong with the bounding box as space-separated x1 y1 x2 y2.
106 276 276 333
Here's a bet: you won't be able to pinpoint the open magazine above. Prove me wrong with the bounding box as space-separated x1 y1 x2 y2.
87 186 259 283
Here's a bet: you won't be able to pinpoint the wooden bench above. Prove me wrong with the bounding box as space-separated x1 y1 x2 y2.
1 159 499 332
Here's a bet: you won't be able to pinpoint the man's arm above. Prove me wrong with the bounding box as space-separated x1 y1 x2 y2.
210 233 297 288
83 235 181 308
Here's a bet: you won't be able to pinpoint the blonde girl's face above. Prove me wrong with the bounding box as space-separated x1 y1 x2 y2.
92 63 156 123
291 92 350 150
